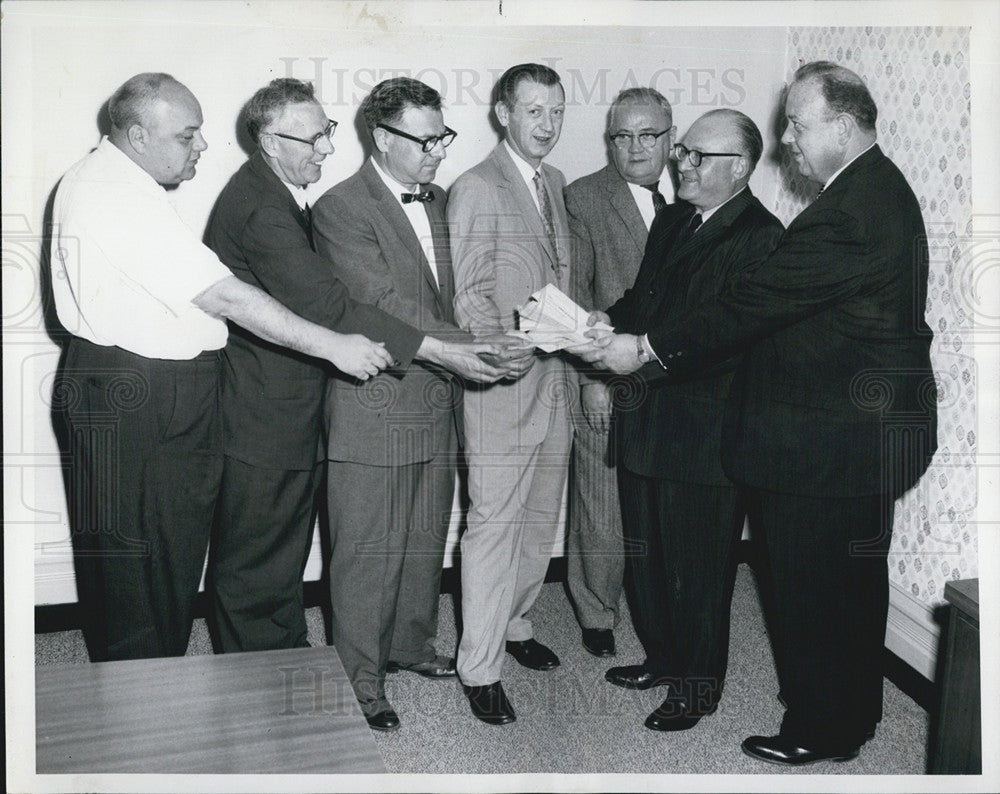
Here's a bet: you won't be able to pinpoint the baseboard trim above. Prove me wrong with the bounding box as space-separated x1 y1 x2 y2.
885 581 940 680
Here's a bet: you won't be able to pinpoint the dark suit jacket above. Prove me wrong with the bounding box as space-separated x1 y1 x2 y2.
608 188 783 484
565 165 663 390
647 146 937 498
311 160 469 466
204 152 424 470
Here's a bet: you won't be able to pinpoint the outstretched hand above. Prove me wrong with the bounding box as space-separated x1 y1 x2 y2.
438 340 509 383
568 332 644 375
475 334 536 380
326 334 394 380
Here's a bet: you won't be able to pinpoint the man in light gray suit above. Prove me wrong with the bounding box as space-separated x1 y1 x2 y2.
564 88 676 658
449 63 574 725
311 78 517 732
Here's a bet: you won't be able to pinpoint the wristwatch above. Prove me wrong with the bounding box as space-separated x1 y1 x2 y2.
635 334 652 364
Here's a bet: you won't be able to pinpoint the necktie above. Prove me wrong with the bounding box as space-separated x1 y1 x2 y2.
675 211 702 247
533 171 562 281
300 202 313 245
402 191 434 204
815 186 825 201
642 182 668 215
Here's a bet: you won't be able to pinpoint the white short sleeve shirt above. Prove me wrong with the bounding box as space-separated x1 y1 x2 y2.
51 137 232 359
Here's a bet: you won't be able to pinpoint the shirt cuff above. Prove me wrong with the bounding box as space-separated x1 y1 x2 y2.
641 334 666 368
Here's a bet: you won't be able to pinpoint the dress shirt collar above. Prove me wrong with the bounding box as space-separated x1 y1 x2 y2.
698 185 748 225
370 156 421 202
99 136 168 196
626 174 676 230
823 141 877 191
503 139 543 187
283 181 310 211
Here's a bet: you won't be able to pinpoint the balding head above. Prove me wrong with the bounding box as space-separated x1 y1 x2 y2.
107 73 207 185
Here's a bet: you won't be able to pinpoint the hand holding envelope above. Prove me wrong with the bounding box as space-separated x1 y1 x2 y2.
510 284 615 353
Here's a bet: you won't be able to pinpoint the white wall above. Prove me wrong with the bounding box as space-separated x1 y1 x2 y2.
4 3 789 604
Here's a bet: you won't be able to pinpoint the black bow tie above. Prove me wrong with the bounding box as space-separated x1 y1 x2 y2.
402 191 434 204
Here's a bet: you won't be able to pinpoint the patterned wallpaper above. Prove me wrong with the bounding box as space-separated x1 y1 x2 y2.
772 27 976 607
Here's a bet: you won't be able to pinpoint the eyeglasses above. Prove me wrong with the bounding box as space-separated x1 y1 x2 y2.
269 118 338 148
671 144 742 168
376 123 457 153
609 129 671 150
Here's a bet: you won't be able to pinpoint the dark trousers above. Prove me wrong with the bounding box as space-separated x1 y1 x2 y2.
61 338 223 661
618 467 745 713
745 488 893 753
208 458 320 652
326 450 455 714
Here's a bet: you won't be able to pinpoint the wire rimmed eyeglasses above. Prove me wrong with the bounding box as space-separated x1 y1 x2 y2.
377 123 458 153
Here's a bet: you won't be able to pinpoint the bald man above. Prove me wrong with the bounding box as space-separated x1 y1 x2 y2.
52 73 391 661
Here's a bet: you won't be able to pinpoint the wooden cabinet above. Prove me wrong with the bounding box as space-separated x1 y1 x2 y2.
930 578 981 774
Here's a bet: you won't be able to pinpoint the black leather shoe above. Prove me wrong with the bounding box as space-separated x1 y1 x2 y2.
644 697 717 732
464 682 516 725
605 664 670 690
365 708 401 732
741 735 860 766
582 628 616 657
386 655 457 678
505 639 560 671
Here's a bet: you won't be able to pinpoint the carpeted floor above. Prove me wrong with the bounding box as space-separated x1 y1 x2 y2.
35 564 930 775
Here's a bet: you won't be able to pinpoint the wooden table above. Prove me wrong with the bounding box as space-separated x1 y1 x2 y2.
36 646 385 774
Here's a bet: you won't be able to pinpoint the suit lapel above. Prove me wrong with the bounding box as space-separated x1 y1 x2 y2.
424 195 454 321
606 168 648 254
493 145 555 267
250 152 311 241
360 162 444 307
668 187 755 263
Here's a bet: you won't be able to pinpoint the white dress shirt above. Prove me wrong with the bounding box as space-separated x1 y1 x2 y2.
627 176 676 231
503 140 543 215
370 157 439 287
51 137 232 359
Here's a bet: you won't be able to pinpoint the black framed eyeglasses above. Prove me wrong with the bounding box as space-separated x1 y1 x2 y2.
269 118 338 148
376 123 457 153
609 129 671 149
671 144 742 168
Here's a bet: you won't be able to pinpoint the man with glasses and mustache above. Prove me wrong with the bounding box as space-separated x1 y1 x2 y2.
563 87 677 661
52 73 395 662
576 109 783 732
205 78 506 661
309 77 531 731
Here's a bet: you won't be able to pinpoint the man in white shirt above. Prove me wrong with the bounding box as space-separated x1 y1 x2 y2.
310 77 530 732
448 63 574 725
563 87 677 659
52 72 392 661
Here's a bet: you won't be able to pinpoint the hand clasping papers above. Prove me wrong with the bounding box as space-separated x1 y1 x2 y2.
512 284 614 353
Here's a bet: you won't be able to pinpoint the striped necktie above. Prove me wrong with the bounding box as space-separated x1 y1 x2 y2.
533 171 562 281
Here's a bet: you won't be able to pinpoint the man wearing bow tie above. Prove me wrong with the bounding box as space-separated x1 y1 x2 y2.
563 87 677 660
311 78 531 731
582 108 784 732
205 78 505 669
448 63 574 725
